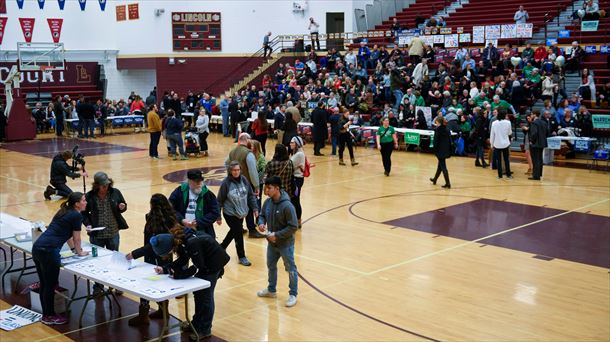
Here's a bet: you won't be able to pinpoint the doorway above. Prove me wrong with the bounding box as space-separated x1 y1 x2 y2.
326 12 345 51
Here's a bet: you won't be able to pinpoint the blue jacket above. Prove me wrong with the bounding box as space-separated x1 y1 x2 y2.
165 116 183 135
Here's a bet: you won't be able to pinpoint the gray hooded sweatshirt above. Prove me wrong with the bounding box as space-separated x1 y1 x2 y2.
217 175 257 219
258 190 298 247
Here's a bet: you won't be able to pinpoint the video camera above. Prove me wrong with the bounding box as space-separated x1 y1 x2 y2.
71 145 86 167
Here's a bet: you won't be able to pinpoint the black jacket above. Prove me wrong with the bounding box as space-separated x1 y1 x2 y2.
169 183 219 238
163 230 230 279
433 125 452 159
473 114 489 139
311 107 328 142
50 154 80 184
529 118 549 148
82 187 129 232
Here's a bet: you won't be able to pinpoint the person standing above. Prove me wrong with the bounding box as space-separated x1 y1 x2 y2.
126 193 177 326
219 95 231 137
251 111 269 156
256 176 299 308
196 108 210 156
32 192 89 325
429 117 452 189
338 110 358 166
473 109 489 168
165 109 188 160
376 117 398 176
514 5 529 23
490 111 513 179
528 111 549 180
263 31 272 57
147 104 162 159
150 226 230 341
217 161 259 266
53 96 65 137
169 169 220 238
289 136 308 228
311 101 328 156
44 150 87 200
225 133 263 238
308 17 320 51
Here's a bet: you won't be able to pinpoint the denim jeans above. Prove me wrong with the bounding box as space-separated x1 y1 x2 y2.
331 135 338 155
393 89 403 110
193 271 220 335
50 181 73 198
32 247 61 316
493 147 512 178
221 112 229 136
266 242 298 296
167 133 185 156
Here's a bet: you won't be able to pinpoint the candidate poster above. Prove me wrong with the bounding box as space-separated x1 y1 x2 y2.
485 25 501 40
473 26 485 43
444 34 458 48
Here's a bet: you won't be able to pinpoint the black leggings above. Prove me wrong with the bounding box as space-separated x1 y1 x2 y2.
291 177 304 220
338 132 354 160
51 181 73 197
380 142 394 173
221 213 246 258
254 133 268 156
198 132 209 152
32 248 61 316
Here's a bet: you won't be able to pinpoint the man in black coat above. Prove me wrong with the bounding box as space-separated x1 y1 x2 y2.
311 101 328 156
528 111 549 180
44 150 87 200
53 96 65 136
228 99 242 142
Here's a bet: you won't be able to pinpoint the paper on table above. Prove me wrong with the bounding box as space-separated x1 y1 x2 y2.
108 252 133 271
86 226 105 232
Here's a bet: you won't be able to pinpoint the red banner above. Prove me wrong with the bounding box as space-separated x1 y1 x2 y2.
116 5 126 21
19 18 36 43
128 3 139 20
47 18 63 43
0 0 6 14
0 17 7 45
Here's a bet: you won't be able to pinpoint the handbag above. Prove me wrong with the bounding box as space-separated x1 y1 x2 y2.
303 157 311 177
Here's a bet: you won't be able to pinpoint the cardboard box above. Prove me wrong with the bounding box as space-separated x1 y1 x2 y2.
29 287 68 314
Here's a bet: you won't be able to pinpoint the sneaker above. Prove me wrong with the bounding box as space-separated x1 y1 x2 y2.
257 289 277 298
180 156 189 160
507 175 513 179
43 186 54 200
238 257 252 266
285 295 297 307
189 331 212 341
41 314 68 325
248 231 266 239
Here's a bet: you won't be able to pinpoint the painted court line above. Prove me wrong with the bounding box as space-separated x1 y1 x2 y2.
365 198 610 276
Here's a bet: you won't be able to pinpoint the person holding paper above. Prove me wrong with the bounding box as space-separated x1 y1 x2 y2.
150 226 230 341
82 171 128 296
32 192 89 325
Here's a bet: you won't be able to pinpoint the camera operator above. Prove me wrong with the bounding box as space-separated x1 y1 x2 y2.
44 150 87 200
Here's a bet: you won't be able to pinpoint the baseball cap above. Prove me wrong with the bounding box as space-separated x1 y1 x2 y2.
187 169 204 181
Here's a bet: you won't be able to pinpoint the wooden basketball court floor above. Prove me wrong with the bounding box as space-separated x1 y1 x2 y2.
0 131 608 341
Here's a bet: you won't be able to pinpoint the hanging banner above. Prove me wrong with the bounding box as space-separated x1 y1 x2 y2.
592 115 610 129
601 46 609 54
116 4 126 21
58 0 65 10
128 3 139 20
78 0 86 11
485 25 501 40
405 132 421 145
18 17 35 42
501 24 516 39
421 35 434 46
444 34 458 48
47 18 63 43
516 23 533 38
98 0 106 11
16 0 24 9
558 30 570 38
473 26 485 43
581 20 598 31
0 0 5 14
37 0 44 9
0 17 7 44
459 33 471 43
433 35 444 44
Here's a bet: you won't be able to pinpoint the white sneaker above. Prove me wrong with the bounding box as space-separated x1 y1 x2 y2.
257 289 276 298
285 295 297 307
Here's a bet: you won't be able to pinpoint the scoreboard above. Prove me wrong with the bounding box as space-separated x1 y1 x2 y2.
172 12 222 51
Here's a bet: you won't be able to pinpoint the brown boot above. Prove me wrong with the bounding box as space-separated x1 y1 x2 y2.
149 300 168 319
351 158 359 166
339 159 346 166
128 303 150 326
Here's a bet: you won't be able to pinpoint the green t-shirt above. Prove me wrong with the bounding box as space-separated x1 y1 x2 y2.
377 126 395 144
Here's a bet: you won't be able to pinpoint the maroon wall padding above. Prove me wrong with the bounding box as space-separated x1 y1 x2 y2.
154 57 267 98
5 95 36 141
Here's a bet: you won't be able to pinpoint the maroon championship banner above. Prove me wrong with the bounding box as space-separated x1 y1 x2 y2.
0 0 6 14
0 17 7 45
19 18 35 43
0 62 99 87
127 3 139 20
116 5 126 21
47 18 63 43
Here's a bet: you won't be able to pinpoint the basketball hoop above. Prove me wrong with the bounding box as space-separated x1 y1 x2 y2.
40 65 54 73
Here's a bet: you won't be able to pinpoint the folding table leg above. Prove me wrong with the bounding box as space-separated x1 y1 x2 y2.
78 279 93 328
1 247 16 288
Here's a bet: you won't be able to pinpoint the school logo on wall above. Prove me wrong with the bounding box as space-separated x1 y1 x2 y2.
76 65 92 83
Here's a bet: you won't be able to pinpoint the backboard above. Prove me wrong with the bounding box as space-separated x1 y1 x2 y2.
17 42 65 72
